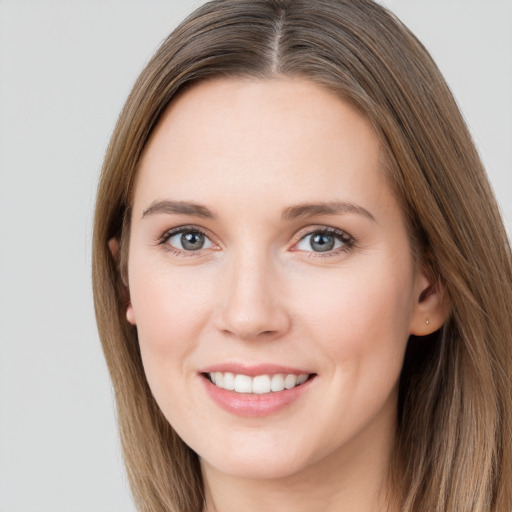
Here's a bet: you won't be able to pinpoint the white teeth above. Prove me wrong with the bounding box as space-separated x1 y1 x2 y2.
214 372 224 388
252 375 271 394
208 372 310 394
271 374 285 392
223 372 235 391
284 374 298 389
297 374 308 385
234 374 252 393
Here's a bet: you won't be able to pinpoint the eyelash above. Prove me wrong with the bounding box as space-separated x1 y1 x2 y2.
158 225 213 256
157 225 356 257
293 227 355 257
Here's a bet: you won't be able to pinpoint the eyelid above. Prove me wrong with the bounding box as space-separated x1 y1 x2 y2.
291 225 355 254
158 225 218 253
156 224 355 256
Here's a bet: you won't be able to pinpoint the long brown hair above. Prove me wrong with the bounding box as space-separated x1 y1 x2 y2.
92 1 512 510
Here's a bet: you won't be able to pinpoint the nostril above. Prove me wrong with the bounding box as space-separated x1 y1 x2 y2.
214 274 292 340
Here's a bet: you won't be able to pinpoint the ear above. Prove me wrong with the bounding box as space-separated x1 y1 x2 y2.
108 238 136 326
409 269 449 336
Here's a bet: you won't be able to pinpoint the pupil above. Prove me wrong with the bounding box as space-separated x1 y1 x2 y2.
311 233 334 252
181 232 204 250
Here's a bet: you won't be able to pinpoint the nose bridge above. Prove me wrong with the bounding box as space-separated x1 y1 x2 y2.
215 245 290 340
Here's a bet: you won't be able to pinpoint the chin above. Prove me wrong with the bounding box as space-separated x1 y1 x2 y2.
195 428 319 481
201 452 309 481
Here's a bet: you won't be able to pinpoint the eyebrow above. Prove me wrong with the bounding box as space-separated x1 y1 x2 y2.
142 200 217 219
282 201 376 222
141 199 375 222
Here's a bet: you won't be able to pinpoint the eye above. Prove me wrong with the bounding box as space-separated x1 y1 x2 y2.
164 229 214 251
295 229 353 253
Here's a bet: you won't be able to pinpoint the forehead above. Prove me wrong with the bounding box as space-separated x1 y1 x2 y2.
134 77 387 215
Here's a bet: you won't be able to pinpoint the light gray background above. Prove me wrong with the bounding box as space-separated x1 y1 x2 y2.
0 1 510 511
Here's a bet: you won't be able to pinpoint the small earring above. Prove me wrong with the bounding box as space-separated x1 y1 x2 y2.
425 318 430 325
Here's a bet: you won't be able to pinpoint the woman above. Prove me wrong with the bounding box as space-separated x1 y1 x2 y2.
92 1 512 511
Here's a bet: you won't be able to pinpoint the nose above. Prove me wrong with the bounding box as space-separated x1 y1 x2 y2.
214 252 291 341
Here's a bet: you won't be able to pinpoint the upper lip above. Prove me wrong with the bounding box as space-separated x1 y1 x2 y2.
199 363 313 377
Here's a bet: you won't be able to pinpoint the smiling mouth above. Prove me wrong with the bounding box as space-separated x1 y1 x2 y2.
204 372 314 395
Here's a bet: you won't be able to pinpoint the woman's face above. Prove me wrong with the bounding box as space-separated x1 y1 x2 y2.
126 78 434 481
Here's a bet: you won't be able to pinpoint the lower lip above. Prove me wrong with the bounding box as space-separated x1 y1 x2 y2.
201 375 316 417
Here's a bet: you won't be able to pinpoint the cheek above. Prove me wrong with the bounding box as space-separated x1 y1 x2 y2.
292 260 415 369
128 262 217 400
131 262 214 341
287 264 414 440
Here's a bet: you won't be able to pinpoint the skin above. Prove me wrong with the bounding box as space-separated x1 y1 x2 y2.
122 77 446 512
